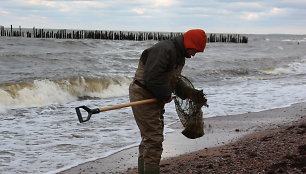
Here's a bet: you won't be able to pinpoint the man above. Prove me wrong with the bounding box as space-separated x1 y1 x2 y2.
129 29 207 174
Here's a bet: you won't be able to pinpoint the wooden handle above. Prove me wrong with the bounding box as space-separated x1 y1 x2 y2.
99 98 158 112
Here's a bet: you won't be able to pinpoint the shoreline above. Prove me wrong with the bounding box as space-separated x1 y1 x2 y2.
57 102 306 174
156 114 306 174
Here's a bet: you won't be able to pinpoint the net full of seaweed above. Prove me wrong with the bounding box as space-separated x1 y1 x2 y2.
174 76 208 139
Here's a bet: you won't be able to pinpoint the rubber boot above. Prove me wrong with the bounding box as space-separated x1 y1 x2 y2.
144 165 160 174
138 159 144 174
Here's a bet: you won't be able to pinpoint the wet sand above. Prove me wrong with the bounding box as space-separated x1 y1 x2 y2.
57 102 306 174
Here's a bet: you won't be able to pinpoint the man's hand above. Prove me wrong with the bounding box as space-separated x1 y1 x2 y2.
190 89 208 107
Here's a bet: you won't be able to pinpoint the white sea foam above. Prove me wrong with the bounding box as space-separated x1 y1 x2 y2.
0 104 6 114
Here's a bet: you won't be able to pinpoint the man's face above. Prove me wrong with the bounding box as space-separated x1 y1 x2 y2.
186 48 199 57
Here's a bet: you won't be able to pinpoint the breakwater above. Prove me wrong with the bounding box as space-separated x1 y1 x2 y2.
0 25 248 43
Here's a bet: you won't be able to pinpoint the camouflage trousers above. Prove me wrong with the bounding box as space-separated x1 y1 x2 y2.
129 81 165 167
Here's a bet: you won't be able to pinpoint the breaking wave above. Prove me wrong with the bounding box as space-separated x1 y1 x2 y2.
259 61 306 76
0 76 132 108
282 38 306 43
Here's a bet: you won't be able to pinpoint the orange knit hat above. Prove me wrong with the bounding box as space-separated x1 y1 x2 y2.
183 29 207 52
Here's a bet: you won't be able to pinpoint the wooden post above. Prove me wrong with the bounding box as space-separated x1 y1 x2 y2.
0 25 4 36
10 25 12 37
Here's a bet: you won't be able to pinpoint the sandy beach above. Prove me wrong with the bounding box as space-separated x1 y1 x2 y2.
58 102 306 174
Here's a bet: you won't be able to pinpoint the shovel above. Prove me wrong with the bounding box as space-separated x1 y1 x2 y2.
75 98 158 123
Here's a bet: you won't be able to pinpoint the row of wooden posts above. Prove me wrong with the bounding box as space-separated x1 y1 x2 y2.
0 25 248 43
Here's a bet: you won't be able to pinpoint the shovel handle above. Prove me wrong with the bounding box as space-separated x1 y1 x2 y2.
99 98 158 112
75 98 158 123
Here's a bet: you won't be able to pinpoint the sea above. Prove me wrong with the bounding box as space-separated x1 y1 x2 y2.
0 34 305 174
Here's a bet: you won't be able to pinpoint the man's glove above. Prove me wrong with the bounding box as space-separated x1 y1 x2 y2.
189 89 208 107
175 76 208 107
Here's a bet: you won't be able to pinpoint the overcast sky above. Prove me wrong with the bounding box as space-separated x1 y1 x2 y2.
0 0 305 34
